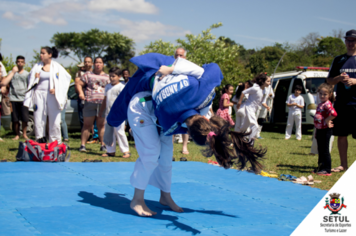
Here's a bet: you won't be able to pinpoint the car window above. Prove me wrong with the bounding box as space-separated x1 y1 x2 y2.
305 77 326 94
272 80 278 89
67 85 78 100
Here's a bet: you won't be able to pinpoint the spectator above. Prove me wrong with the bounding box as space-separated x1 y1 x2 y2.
256 84 275 139
216 84 235 127
0 52 10 142
0 53 7 78
313 83 337 176
60 104 69 142
99 67 130 158
121 68 134 142
232 81 253 114
77 57 109 152
0 58 6 142
285 85 304 140
0 56 30 140
326 29 356 172
24 46 71 143
75 57 93 130
309 92 335 155
122 68 130 84
173 48 191 155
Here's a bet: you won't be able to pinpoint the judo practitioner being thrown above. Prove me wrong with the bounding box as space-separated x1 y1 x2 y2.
106 53 266 217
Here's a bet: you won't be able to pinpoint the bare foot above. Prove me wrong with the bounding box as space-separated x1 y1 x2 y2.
23 135 29 140
102 153 115 157
12 136 20 140
159 191 184 213
122 152 131 158
130 199 157 217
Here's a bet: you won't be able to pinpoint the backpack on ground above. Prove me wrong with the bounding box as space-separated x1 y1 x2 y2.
16 140 70 162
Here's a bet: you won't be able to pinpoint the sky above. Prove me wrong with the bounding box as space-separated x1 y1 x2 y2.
0 0 355 66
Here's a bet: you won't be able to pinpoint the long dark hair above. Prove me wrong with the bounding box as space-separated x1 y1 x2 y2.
42 46 59 59
253 73 269 86
234 80 253 100
187 115 266 173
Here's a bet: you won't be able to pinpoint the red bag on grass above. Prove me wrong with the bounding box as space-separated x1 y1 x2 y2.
16 140 70 162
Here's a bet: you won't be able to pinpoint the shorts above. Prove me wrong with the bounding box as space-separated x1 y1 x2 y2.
333 103 356 138
11 101 29 123
83 102 105 118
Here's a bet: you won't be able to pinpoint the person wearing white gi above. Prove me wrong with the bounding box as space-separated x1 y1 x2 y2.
99 67 130 158
24 47 71 143
127 58 208 217
235 74 271 141
232 81 253 131
285 85 304 140
256 84 275 138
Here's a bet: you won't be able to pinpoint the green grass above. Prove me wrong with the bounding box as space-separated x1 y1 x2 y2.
1 128 355 191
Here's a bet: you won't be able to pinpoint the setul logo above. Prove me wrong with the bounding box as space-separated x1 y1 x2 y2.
324 193 347 215
321 193 351 233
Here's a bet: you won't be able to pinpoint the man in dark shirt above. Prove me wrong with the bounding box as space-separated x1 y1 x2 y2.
327 29 356 173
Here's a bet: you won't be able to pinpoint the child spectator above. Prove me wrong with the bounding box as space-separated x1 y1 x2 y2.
99 67 130 158
285 85 304 140
313 83 337 176
216 84 235 126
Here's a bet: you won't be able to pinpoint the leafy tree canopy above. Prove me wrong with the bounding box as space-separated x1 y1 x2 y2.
51 29 135 67
141 23 252 100
316 36 346 58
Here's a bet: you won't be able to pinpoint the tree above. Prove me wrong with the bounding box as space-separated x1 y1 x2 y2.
51 29 135 66
246 53 268 75
331 29 345 39
218 36 237 46
29 49 41 67
316 36 346 58
141 23 251 110
141 39 176 56
246 43 286 75
299 32 321 56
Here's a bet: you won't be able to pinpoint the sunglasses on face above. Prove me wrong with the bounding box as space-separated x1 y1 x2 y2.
346 39 356 44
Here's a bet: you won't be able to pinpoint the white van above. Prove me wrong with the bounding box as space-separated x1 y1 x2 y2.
260 67 330 129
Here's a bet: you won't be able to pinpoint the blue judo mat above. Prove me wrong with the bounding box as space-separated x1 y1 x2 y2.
0 162 326 236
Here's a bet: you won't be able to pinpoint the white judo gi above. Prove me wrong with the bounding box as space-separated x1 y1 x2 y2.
128 91 173 192
33 84 62 142
285 94 304 140
128 57 209 193
256 85 275 138
235 83 266 140
24 61 71 142
105 82 129 154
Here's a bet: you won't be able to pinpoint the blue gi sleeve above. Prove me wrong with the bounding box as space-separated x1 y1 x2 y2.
107 53 175 127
